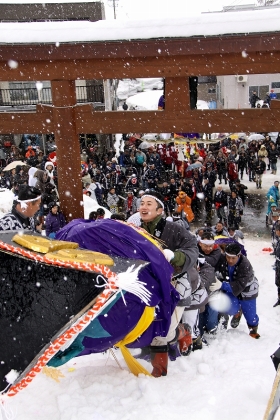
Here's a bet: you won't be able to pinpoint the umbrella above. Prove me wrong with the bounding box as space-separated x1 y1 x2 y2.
3 160 27 171
228 133 247 140
141 133 158 141
248 134 265 141
186 162 203 171
138 141 152 149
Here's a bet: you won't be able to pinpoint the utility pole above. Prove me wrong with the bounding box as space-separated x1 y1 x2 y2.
107 0 119 20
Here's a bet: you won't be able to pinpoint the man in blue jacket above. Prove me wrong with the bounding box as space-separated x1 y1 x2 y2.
210 242 260 338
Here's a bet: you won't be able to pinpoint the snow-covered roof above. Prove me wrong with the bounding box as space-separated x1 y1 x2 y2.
0 8 279 44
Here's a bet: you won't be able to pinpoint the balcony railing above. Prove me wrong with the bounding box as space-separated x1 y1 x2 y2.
0 84 104 106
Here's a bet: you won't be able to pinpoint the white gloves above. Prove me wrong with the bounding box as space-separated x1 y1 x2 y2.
163 249 175 262
209 278 222 292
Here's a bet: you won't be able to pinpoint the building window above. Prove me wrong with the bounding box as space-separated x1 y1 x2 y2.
271 82 280 89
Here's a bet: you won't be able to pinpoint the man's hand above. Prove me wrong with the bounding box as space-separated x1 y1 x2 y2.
163 249 175 262
209 278 222 292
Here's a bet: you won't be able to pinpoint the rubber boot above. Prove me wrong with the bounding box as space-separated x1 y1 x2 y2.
230 309 242 328
248 325 260 339
150 345 168 377
256 181 259 189
177 323 192 356
259 181 262 189
266 214 269 227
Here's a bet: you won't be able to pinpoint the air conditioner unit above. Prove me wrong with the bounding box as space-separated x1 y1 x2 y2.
236 75 248 83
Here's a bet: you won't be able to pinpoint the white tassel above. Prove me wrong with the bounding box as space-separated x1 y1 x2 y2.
114 264 152 306
0 395 17 420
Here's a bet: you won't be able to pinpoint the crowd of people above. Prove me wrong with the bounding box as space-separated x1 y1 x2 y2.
1 130 280 376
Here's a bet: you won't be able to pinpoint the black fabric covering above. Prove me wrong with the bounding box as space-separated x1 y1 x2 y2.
0 251 104 391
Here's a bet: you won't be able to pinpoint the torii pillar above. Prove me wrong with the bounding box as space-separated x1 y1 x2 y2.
51 80 84 221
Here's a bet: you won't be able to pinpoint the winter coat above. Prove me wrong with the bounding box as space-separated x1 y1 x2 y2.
198 246 221 271
255 160 266 175
267 185 280 208
258 146 268 159
34 169 47 193
215 253 259 300
176 194 195 222
141 216 199 292
106 192 119 213
214 190 228 208
45 211 66 237
268 148 279 164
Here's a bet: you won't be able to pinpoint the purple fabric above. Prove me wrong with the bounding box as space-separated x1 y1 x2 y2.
56 219 179 350
175 133 200 138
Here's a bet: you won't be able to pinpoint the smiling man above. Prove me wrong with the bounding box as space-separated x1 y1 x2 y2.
139 190 199 377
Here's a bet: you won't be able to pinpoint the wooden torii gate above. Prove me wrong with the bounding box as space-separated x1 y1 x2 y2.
0 32 279 220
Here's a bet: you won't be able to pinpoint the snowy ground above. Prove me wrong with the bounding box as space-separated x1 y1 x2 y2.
1 172 279 420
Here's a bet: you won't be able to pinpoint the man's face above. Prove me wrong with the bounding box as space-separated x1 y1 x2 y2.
199 242 214 255
140 196 163 223
226 254 240 266
216 223 223 231
20 197 41 218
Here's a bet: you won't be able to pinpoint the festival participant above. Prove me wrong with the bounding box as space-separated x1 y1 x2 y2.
273 222 280 307
139 190 199 376
197 231 221 337
210 242 260 338
175 190 195 223
0 185 41 231
213 185 228 224
227 190 244 230
212 221 229 237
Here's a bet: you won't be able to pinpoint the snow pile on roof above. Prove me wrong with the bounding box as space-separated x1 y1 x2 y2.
0 8 279 44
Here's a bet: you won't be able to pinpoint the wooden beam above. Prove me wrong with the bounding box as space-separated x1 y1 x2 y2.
74 105 280 133
1 50 280 81
51 80 84 220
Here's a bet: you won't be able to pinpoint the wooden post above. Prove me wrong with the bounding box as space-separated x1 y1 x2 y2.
51 80 84 221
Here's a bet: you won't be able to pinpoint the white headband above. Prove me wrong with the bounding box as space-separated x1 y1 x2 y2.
225 252 240 257
17 196 41 209
142 194 164 209
200 239 215 245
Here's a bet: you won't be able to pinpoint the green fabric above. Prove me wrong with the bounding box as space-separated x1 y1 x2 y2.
48 294 124 367
142 215 162 235
171 250 186 267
